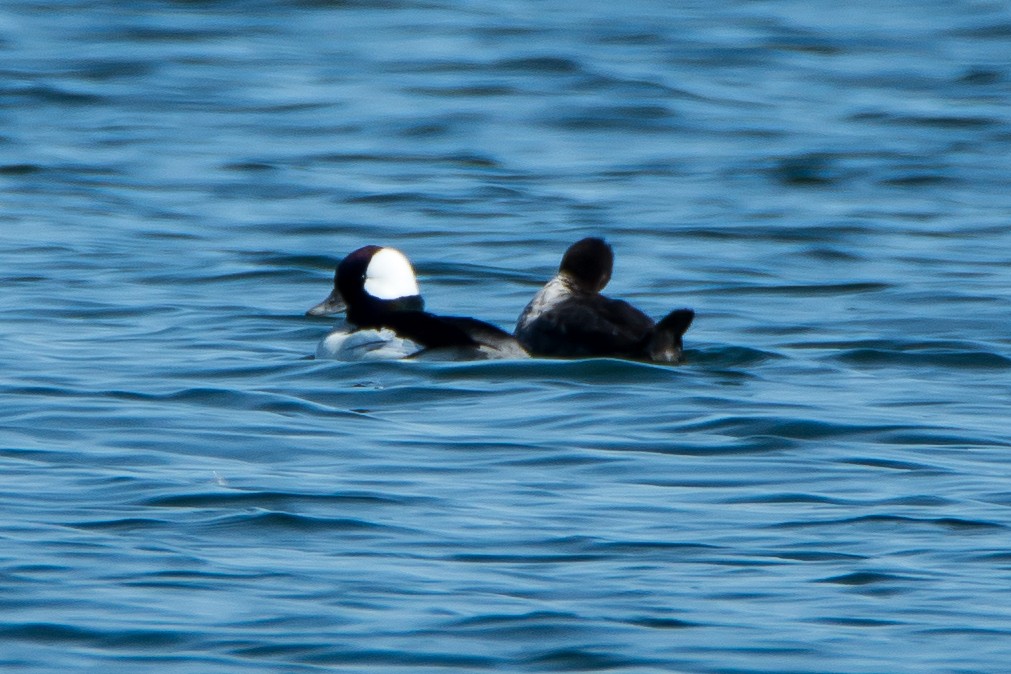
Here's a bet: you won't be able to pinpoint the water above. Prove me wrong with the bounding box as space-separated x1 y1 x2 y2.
3 0 1011 671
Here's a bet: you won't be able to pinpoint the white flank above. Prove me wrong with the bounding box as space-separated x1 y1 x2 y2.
316 326 422 361
363 247 420 300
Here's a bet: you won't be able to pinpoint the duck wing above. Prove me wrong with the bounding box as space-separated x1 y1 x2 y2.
437 316 529 358
519 295 655 358
381 311 478 349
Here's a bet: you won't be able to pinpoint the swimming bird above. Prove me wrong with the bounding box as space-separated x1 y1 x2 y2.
307 245 527 361
514 237 694 363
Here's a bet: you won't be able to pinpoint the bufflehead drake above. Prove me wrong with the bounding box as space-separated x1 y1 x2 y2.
515 237 694 363
307 245 528 361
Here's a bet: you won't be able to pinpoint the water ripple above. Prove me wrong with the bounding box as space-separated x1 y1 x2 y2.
5 0 1011 672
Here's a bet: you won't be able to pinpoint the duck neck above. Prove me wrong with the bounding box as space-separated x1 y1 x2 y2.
348 294 425 327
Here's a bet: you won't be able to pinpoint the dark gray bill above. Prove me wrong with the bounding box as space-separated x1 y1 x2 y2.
306 289 346 317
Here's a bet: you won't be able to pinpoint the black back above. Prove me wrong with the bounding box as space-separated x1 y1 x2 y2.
381 311 479 349
519 294 656 358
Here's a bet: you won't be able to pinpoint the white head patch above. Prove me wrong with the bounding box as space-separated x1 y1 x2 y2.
364 247 420 300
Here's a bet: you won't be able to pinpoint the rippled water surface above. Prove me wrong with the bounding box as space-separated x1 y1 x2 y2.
3 1 1011 672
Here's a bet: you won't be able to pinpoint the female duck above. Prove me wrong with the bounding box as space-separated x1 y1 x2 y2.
515 237 694 363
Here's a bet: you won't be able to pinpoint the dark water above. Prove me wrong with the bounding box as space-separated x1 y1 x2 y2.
3 1 1011 671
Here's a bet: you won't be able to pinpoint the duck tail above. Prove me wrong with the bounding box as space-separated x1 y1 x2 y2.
647 308 695 363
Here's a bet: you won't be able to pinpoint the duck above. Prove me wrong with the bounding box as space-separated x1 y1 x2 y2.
514 237 694 363
307 245 528 361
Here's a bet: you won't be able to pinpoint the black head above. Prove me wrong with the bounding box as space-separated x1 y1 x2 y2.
335 245 423 326
559 237 613 292
335 245 383 306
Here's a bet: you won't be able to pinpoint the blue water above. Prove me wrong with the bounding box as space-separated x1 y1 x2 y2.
3 1 1011 671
